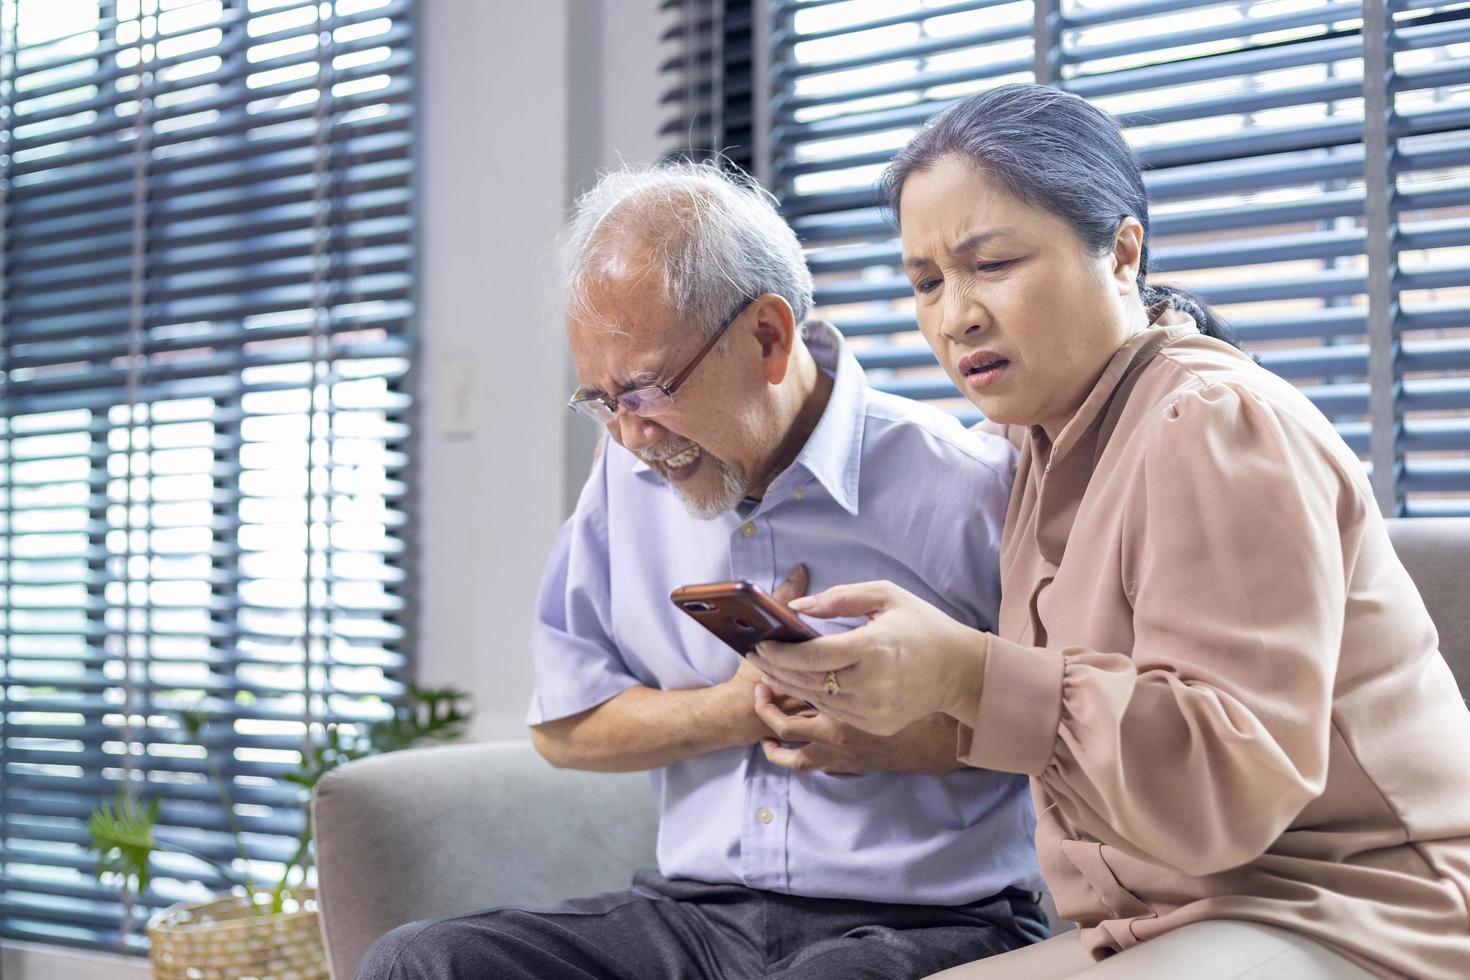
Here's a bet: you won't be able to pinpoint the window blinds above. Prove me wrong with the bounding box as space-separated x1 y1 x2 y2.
0 0 415 951
660 0 759 172
665 0 1470 516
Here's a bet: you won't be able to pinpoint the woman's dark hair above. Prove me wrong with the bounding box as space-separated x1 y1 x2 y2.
880 83 1242 349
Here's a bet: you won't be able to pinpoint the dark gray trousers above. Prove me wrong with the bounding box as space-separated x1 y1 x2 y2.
357 870 1047 980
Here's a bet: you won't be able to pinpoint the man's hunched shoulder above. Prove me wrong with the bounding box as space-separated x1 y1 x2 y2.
863 387 1015 484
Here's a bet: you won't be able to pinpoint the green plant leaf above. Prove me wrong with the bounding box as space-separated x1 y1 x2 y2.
174 703 209 744
367 685 471 753
89 685 474 914
89 792 159 894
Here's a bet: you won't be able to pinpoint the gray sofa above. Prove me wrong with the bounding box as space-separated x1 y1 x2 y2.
313 517 1470 980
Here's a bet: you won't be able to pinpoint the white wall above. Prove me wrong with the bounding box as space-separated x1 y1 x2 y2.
414 0 666 741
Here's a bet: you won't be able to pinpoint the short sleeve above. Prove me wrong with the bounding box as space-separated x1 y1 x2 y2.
525 444 642 725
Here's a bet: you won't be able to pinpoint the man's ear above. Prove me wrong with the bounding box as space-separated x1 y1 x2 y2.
1112 216 1145 295
749 294 798 385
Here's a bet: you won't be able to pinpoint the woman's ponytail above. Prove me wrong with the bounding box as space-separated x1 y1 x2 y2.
1142 282 1245 351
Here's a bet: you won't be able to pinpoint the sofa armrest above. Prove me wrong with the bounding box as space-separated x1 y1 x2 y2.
312 740 658 980
1385 517 1470 699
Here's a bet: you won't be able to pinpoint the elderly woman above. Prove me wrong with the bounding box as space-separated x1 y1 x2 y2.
750 84 1470 979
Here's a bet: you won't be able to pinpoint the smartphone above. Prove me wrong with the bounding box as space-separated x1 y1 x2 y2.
670 580 819 656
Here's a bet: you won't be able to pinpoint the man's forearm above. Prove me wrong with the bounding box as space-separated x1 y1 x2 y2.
531 682 764 772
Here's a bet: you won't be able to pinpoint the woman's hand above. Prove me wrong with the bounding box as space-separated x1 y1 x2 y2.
748 581 989 736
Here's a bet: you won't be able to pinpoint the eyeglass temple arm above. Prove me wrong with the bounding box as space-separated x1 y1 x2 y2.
662 305 743 396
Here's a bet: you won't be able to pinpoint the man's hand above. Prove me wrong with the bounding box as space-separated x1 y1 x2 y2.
707 563 812 744
752 684 964 776
715 657 781 745
769 562 811 610
532 564 814 773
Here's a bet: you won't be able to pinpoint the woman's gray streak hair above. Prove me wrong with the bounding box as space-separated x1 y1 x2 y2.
559 161 814 338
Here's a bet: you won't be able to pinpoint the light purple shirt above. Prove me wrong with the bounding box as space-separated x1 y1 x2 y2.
527 321 1042 906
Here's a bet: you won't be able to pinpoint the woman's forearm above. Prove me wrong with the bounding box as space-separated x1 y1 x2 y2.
938 633 989 727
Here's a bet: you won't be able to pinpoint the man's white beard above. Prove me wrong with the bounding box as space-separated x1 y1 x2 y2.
680 454 748 520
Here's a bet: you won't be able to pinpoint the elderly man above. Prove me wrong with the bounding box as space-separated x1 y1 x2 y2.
358 163 1044 979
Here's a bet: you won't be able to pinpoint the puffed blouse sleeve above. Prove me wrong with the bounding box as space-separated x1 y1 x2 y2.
958 381 1365 877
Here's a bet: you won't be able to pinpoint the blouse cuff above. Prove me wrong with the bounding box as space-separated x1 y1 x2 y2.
959 633 1065 775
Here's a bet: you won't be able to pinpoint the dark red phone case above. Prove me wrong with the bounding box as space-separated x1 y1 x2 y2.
669 580 818 655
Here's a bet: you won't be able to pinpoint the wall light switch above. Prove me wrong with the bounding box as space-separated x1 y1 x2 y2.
439 353 477 438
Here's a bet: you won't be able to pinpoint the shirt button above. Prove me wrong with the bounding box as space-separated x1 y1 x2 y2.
756 807 775 825
740 522 757 538
792 489 806 501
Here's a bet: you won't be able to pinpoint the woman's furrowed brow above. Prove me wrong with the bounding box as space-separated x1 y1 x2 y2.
904 228 1015 269
953 229 1013 254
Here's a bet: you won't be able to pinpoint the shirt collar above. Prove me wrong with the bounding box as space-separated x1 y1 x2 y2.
779 319 865 515
625 320 866 516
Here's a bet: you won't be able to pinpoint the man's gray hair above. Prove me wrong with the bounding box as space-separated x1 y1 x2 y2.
560 160 814 337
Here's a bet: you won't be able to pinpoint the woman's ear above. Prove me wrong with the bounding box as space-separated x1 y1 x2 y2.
750 294 798 385
1112 217 1145 294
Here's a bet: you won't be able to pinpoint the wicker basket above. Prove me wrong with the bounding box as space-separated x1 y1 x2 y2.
147 889 329 980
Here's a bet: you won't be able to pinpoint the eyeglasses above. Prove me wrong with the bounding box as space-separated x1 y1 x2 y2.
568 297 755 424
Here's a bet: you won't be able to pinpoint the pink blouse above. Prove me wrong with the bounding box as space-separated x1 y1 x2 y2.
962 316 1470 978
